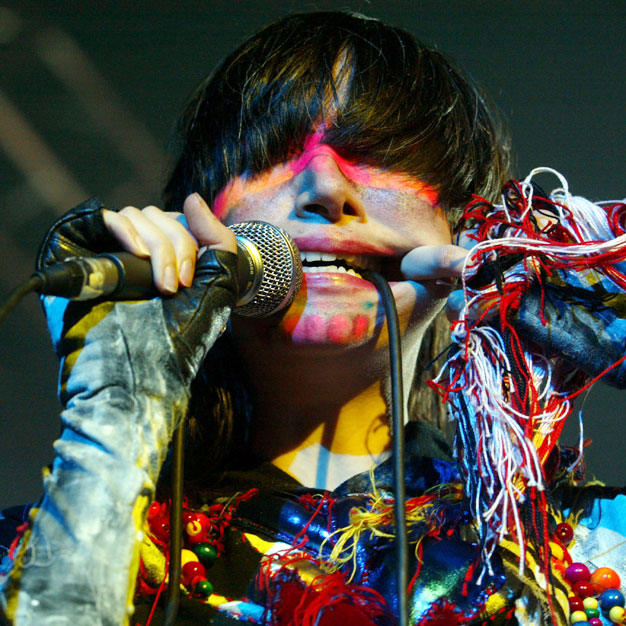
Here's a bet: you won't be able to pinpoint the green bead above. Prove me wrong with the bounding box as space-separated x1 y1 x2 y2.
195 579 214 597
193 542 217 567
584 607 600 619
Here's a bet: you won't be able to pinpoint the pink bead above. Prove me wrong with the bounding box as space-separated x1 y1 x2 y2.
565 562 591 584
588 619 603 626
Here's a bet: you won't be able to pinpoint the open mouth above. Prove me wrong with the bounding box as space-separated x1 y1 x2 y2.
300 252 403 281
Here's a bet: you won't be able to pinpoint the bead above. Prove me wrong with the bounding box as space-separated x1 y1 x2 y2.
583 597 599 610
182 511 199 525
556 522 574 545
181 549 199 568
149 516 170 542
569 597 585 612
585 608 600 619
590 567 621 594
566 563 591 584
570 609 588 623
588 619 603 626
549 541 564 561
181 560 207 586
600 589 626 611
572 581 594 598
193 542 217 567
609 605 626 623
147 502 162 521
195 579 214 598
186 519 204 537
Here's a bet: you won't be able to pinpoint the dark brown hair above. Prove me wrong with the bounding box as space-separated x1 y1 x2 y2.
161 11 511 489
164 11 509 214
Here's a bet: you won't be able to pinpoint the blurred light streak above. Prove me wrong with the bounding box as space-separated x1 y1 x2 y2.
0 88 87 213
34 28 168 191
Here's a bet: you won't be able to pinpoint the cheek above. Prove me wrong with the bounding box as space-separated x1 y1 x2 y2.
214 188 293 227
213 169 294 222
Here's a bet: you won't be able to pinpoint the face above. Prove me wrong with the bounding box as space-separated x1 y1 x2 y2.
213 130 451 352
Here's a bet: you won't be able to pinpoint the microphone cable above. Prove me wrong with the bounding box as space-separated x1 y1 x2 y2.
163 270 408 626
364 270 409 626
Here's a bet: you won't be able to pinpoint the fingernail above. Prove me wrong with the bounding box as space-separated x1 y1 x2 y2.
134 236 150 256
163 264 177 292
190 192 202 208
179 259 193 286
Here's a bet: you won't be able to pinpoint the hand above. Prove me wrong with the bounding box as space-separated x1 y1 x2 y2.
401 232 476 321
102 193 237 294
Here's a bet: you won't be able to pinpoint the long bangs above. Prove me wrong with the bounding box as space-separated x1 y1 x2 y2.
164 12 509 213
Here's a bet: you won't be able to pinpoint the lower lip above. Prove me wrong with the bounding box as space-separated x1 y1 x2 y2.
302 271 380 289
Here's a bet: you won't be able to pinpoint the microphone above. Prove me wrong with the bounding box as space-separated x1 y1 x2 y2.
33 221 303 318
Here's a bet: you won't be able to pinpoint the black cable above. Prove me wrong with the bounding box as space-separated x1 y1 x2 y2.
163 417 186 626
0 276 43 325
364 270 408 626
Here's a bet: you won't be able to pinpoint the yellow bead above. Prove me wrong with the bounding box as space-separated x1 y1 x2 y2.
570 610 587 623
609 605 626 623
181 548 199 567
186 519 203 536
583 597 599 610
549 541 564 561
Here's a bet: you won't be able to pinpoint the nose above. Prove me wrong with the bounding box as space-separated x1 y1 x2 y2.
294 154 366 224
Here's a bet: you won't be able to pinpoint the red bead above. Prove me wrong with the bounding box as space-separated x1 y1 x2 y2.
181 561 207 586
147 502 162 521
568 596 584 612
572 581 594 598
588 619 603 626
590 567 621 594
149 516 170 542
555 522 574 545
565 563 591 584
182 511 199 525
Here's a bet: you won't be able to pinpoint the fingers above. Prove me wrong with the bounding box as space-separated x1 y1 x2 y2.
104 204 199 294
183 193 237 253
102 210 150 257
401 244 468 281
102 194 236 295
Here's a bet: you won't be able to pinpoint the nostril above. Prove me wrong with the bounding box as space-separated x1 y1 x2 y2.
343 203 358 216
305 204 328 216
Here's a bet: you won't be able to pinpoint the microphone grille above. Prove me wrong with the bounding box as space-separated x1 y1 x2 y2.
230 221 302 318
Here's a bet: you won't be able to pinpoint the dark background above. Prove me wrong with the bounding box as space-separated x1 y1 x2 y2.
0 1 624 510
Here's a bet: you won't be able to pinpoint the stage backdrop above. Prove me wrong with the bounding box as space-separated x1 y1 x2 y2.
0 0 624 509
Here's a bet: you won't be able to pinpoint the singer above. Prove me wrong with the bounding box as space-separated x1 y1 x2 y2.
1 11 625 626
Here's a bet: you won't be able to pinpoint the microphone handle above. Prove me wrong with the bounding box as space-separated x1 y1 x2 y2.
34 220 302 317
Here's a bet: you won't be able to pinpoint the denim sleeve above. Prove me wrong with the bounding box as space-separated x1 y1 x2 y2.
513 268 626 389
0 297 230 625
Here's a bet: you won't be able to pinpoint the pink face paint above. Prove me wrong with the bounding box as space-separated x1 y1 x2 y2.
353 315 369 340
327 314 352 343
212 128 440 220
288 129 372 186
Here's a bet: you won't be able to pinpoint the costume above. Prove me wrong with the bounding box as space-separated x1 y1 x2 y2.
129 422 626 626
2 182 626 625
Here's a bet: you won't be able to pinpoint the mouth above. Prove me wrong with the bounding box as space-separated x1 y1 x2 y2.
299 252 403 281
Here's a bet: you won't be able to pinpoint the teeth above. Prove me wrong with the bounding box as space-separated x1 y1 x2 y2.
299 252 382 272
302 265 363 277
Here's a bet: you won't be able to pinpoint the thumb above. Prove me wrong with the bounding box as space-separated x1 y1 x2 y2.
183 193 237 253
